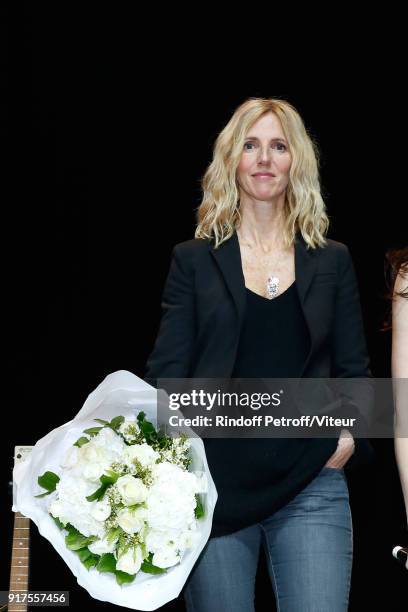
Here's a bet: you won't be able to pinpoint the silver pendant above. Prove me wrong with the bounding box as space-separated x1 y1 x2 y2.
267 275 280 299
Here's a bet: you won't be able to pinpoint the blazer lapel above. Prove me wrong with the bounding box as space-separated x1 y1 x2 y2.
294 234 319 375
209 230 246 326
294 233 318 305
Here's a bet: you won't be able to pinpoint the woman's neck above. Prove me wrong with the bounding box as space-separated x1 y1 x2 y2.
237 196 287 252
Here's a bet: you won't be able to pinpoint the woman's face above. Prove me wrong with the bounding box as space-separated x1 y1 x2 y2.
236 112 292 202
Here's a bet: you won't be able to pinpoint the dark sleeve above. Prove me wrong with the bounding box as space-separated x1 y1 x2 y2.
144 244 196 385
331 244 371 379
331 244 375 469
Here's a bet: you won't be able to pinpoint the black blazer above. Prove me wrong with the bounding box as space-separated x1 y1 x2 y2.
145 229 374 469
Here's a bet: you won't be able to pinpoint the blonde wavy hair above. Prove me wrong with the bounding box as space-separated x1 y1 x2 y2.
195 97 329 249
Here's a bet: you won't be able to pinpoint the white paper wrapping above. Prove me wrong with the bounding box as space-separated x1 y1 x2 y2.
12 370 218 610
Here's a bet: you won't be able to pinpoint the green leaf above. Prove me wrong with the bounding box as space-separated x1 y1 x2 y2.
77 547 92 562
109 416 125 431
106 527 121 543
100 470 119 485
94 418 109 425
83 554 100 569
194 494 204 519
141 552 167 574
37 471 60 494
76 547 100 569
86 470 119 502
86 483 109 502
65 527 97 551
115 570 136 585
136 412 159 444
51 515 66 530
74 436 90 448
97 553 117 573
83 427 103 437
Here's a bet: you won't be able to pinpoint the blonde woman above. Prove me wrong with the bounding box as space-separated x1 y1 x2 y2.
387 248 408 570
145 98 372 611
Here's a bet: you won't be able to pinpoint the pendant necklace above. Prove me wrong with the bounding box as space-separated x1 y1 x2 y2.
266 273 280 299
238 233 286 300
266 247 285 299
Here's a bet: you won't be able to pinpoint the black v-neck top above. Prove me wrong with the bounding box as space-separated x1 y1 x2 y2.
205 281 339 537
231 282 309 378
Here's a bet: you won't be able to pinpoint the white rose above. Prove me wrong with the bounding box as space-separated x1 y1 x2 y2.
88 534 117 555
90 499 111 522
116 474 148 505
116 546 143 575
126 443 160 468
79 444 98 463
116 507 146 534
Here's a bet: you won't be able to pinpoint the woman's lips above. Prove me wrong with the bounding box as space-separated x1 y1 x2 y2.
252 173 275 179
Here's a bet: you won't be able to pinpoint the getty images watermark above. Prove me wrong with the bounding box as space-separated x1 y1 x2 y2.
148 378 408 438
164 388 355 434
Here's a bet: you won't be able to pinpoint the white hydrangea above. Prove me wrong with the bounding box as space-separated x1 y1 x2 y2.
48 474 105 537
152 462 200 497
145 462 200 532
74 428 127 482
90 499 111 522
144 526 200 569
152 542 180 568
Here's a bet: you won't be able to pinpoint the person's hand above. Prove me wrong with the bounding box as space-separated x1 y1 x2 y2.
324 428 355 468
401 530 408 570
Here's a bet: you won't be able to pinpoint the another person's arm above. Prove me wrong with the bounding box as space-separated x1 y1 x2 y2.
392 269 408 534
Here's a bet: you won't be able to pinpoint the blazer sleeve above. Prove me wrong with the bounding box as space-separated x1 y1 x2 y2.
331 244 371 379
331 244 375 469
144 243 196 385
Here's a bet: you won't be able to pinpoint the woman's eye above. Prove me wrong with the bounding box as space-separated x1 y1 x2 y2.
243 142 287 151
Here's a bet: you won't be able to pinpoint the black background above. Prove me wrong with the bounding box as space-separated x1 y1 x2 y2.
3 5 407 610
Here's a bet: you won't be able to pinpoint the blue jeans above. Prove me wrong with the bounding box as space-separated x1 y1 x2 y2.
183 466 353 612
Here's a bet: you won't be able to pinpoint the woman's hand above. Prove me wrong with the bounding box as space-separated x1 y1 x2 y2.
324 428 355 469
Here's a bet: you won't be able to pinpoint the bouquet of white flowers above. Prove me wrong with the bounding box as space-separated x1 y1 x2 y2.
13 371 217 610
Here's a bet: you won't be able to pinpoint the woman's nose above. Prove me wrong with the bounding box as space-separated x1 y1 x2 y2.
258 149 271 164
258 147 272 163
